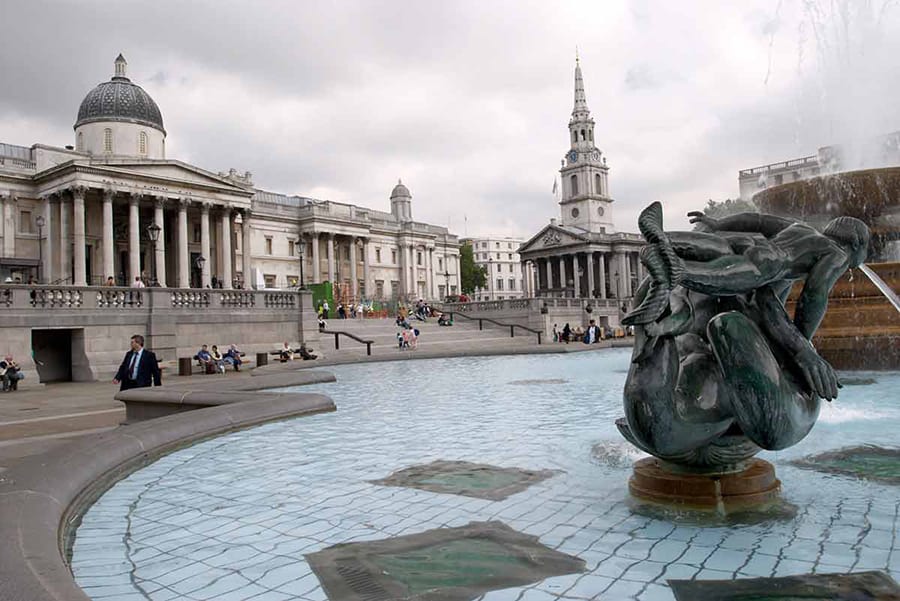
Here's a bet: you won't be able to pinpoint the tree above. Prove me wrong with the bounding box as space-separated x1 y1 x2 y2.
701 198 758 219
459 243 486 295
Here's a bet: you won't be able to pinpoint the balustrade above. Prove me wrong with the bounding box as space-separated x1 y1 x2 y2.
264 292 296 308
31 288 83 308
170 290 210 308
96 289 143 308
219 291 256 308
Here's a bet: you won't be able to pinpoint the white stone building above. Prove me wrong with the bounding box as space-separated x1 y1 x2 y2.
462 236 525 301
0 55 460 301
518 58 644 300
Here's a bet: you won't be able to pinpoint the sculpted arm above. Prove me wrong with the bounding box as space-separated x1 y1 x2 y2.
688 212 796 237
793 254 847 340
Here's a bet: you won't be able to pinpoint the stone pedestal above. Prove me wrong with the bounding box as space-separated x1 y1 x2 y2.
628 457 781 514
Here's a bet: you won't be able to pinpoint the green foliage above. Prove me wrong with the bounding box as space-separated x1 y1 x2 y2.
460 244 486 294
702 198 758 219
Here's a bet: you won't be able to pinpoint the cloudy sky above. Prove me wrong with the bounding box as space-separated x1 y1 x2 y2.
2 0 899 237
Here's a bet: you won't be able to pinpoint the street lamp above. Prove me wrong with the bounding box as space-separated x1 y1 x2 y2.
443 270 450 300
296 239 306 289
487 257 494 301
147 222 161 287
195 255 206 288
35 214 46 284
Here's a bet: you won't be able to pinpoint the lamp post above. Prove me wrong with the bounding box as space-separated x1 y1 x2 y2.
195 255 206 288
297 239 306 290
443 269 450 301
147 222 161 287
35 214 46 284
487 257 493 301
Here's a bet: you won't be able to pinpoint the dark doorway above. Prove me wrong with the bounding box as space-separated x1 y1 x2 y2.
191 252 202 288
118 250 128 286
32 329 73 383
85 244 93 285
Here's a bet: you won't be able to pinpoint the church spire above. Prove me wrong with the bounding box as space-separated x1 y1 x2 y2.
572 55 590 119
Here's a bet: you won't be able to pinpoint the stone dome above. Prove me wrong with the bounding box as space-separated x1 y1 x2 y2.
390 179 411 199
74 55 165 134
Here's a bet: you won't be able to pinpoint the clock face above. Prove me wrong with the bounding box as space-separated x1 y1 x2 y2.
571 207 580 218
568 151 578 163
597 206 605 216
591 150 601 162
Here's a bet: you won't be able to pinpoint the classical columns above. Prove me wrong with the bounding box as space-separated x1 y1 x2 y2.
72 187 87 286
241 209 252 287
128 195 140 284
398 240 407 296
587 252 595 298
409 244 416 297
42 196 54 284
311 232 321 283
361 237 370 299
102 190 114 283
349 236 358 299
426 247 434 299
598 252 606 298
200 202 211 288
1 193 14 258
220 208 232 289
572 253 581 298
153 197 167 287
326 233 335 283
177 199 189 288
59 193 71 283
558 256 566 295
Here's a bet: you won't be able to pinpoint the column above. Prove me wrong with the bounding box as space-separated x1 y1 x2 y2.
40 196 54 284
177 199 189 288
326 234 335 282
558 256 566 296
72 187 87 286
311 232 321 283
1 193 14 258
408 244 415 296
362 237 370 299
586 252 595 298
636 252 646 285
349 236 358 300
426 248 434 299
455 254 461 293
153 197 167 287
572 253 580 298
618 253 628 298
398 240 407 296
598 252 606 298
200 202 211 288
220 208 232 289
102 190 114 284
622 253 632 296
241 209 252 287
128 195 140 284
59 194 71 283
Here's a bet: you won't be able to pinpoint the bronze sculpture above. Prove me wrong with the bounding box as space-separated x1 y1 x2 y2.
617 202 870 474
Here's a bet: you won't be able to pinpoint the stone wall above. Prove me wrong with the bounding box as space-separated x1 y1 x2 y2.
441 297 624 337
0 286 318 381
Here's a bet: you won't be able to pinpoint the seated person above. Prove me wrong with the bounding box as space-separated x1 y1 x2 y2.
318 316 327 331
223 344 244 371
194 345 214 373
0 355 23 391
437 312 453 326
210 345 226 374
278 342 294 362
297 343 317 360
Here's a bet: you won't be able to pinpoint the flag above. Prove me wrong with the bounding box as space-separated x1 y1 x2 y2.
552 178 558 196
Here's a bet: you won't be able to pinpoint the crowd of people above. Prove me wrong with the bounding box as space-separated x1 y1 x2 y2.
0 355 23 392
552 319 632 344
193 343 246 374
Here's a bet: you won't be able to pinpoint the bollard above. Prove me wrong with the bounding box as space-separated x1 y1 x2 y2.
178 357 193 376
256 352 268 367
334 332 340 350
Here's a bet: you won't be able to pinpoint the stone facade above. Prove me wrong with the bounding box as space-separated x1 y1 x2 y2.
462 236 525 301
0 56 460 302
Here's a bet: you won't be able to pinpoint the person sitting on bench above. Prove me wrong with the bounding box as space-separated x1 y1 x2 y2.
278 342 294 362
297 343 317 360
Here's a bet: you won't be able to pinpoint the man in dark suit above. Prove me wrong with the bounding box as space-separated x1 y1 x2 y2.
113 334 162 391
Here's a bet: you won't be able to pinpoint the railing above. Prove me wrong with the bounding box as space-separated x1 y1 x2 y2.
444 310 542 345
171 290 210 308
0 156 37 170
739 155 818 177
325 329 374 355
220 291 256 307
96 289 143 308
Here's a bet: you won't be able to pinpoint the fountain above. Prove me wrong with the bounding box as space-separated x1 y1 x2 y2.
618 201 877 515
756 168 900 369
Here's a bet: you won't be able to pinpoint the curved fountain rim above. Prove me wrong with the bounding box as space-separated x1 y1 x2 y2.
0 392 335 601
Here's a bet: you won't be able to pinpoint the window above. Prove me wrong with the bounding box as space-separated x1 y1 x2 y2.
496 279 503 290
509 264 514 272
19 210 33 234
76 132 84 151
572 131 577 144
264 274 276 288
508 253 512 260
438 258 443 271
507 243 512 249
287 275 299 287
376 280 384 299
481 242 487 249
580 129 586 141
570 174 578 196
375 248 381 263
391 280 400 298
495 242 500 248
391 249 397 263
139 131 147 155
288 240 295 256
595 174 602 194
103 128 113 153
509 278 515 290
496 253 500 260
417 251 422 266
265 237 273 255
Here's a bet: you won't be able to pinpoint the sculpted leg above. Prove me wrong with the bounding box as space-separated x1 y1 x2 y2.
706 311 820 450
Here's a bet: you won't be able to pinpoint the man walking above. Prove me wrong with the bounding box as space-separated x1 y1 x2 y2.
113 334 161 391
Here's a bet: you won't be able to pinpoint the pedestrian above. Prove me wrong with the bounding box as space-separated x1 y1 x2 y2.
322 299 330 319
131 276 145 288
113 334 161 391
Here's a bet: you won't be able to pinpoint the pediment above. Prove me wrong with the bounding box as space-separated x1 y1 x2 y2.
518 224 589 253
100 161 248 191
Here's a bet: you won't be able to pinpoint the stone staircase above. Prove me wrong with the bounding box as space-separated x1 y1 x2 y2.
314 317 541 360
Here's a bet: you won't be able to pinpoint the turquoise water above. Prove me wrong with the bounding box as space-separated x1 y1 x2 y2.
71 349 900 600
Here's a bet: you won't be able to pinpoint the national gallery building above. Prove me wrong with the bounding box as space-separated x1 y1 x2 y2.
0 55 460 301
518 59 644 301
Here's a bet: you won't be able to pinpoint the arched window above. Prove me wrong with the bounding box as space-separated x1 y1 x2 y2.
595 174 602 195
76 132 84 151
103 128 113 153
589 129 593 141
139 131 147 155
570 174 578 196
580 129 586 141
571 131 577 144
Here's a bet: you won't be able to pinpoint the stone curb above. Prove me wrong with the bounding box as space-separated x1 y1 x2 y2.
0 392 335 601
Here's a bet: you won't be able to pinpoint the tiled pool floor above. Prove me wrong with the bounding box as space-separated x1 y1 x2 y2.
71 350 900 600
